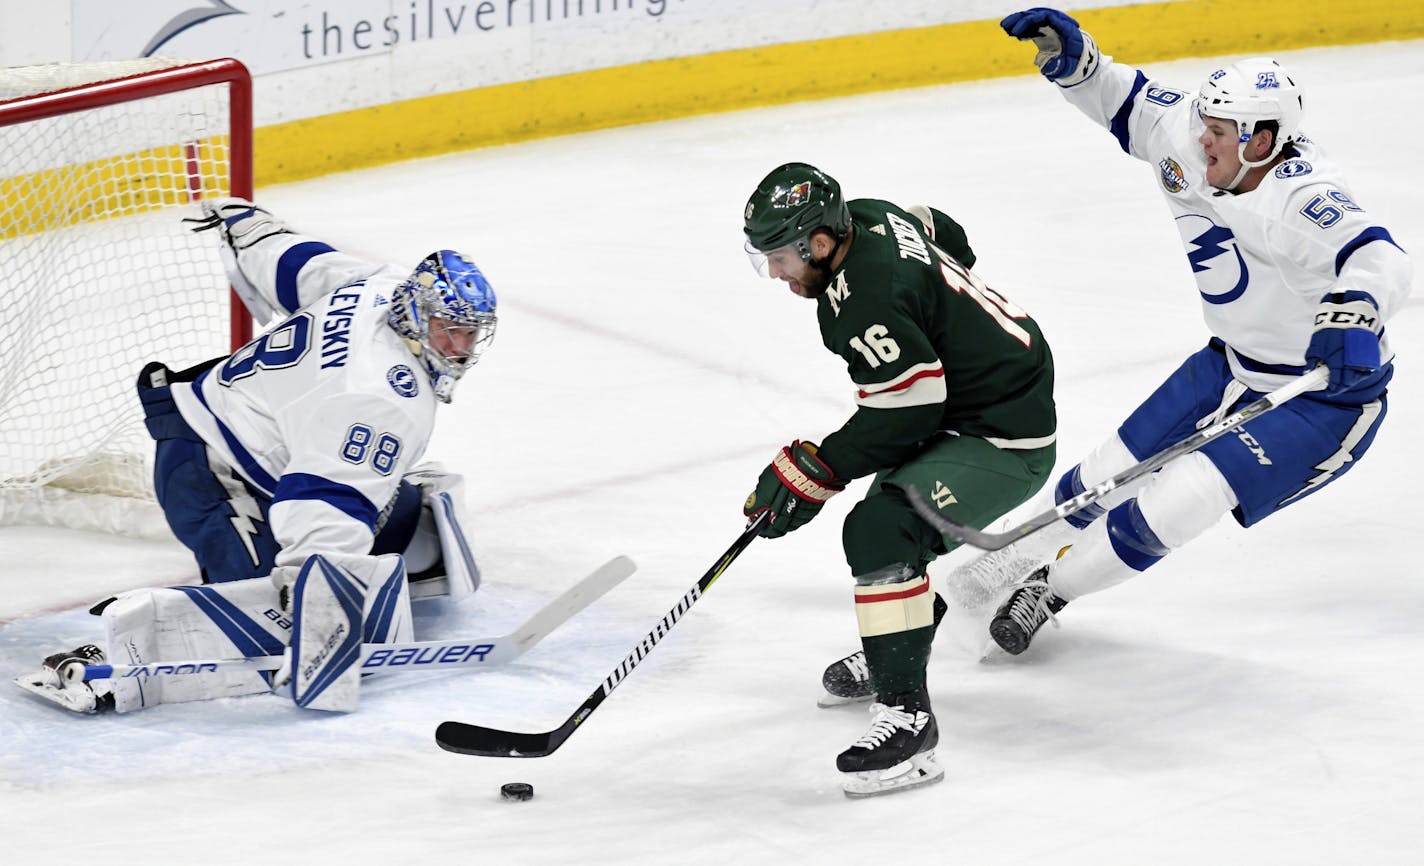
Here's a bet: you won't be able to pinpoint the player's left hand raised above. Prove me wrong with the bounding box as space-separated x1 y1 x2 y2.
1305 290 1383 394
744 441 845 539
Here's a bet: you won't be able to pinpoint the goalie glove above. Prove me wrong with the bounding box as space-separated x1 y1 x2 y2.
1305 290 1383 394
1000 7 1100 86
184 197 292 324
184 197 293 251
744 441 845 540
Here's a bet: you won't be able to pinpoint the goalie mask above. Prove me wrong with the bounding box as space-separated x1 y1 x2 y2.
742 162 851 277
1194 58 1303 187
389 250 497 403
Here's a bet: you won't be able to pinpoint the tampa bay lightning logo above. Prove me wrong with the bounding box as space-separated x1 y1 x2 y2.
387 365 419 398
1176 214 1248 305
1274 160 1313 179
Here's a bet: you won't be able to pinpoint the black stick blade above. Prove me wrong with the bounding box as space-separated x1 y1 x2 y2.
435 720 571 758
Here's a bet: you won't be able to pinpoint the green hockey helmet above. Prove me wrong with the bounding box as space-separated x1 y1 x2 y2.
742 163 851 265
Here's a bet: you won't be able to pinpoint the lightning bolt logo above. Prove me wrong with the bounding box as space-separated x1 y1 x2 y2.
208 451 266 567
1280 400 1383 506
1177 215 1249 305
227 494 266 568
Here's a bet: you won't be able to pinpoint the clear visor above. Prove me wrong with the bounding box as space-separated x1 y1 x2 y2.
744 236 810 278
1190 97 1210 136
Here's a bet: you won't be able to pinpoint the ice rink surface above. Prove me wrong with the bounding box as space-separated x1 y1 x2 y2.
4 41 1423 864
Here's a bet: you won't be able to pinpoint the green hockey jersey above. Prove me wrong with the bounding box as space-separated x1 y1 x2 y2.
814 198 1056 480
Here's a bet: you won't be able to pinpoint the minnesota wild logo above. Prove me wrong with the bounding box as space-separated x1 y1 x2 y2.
782 181 811 207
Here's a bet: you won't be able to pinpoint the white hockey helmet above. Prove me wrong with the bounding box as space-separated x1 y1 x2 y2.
1194 57 1303 168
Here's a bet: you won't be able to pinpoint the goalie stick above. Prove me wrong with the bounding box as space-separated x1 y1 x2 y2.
435 513 769 758
909 365 1330 551
76 555 636 681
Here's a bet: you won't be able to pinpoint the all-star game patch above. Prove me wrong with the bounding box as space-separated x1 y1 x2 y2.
1159 157 1188 193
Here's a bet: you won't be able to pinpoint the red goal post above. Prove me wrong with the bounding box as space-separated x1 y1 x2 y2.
0 57 254 537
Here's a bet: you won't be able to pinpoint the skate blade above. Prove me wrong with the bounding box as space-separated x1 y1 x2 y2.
817 691 874 709
11 671 99 714
977 637 1006 664
841 752 945 799
943 551 1040 610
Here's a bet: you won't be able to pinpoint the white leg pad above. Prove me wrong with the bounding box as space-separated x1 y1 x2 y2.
286 552 410 713
404 462 480 598
101 577 288 713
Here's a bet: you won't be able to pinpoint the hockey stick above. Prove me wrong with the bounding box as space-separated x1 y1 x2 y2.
435 513 769 758
77 555 637 682
909 365 1330 551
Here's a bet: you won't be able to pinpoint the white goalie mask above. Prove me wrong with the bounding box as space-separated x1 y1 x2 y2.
388 250 498 403
1194 58 1304 179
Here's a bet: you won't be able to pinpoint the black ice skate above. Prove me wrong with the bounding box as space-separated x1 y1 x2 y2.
989 566 1067 655
818 593 948 708
12 644 115 714
819 650 873 708
836 687 944 798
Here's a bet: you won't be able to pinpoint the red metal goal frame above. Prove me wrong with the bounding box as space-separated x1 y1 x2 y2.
0 57 255 347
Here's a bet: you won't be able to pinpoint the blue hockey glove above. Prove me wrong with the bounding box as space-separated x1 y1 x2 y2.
1000 8 1098 84
744 441 845 540
1305 290 1383 394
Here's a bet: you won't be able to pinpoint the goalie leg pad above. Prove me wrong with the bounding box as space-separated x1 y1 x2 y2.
99 577 289 713
286 552 411 713
401 462 480 599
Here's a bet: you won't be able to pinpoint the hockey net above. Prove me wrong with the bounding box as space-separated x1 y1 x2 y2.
0 58 253 538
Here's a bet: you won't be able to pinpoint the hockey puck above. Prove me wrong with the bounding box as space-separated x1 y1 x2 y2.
500 782 534 802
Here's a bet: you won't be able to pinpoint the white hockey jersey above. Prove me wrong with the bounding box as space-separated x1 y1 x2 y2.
1053 54 1412 394
171 234 437 569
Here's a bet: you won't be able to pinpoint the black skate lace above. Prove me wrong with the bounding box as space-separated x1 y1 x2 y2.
47 644 105 667
1006 580 1062 632
841 653 870 684
850 703 922 749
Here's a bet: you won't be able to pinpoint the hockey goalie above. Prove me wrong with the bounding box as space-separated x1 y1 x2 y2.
15 199 495 715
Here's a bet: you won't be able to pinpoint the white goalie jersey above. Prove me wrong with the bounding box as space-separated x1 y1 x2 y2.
170 232 438 569
1054 53 1412 395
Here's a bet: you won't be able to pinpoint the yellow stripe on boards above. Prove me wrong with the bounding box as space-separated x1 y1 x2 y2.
253 1 1423 184
0 140 230 240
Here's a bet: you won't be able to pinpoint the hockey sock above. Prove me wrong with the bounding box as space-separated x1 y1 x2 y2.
852 572 935 695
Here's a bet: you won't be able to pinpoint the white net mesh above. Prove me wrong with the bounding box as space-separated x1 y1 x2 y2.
0 58 244 535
